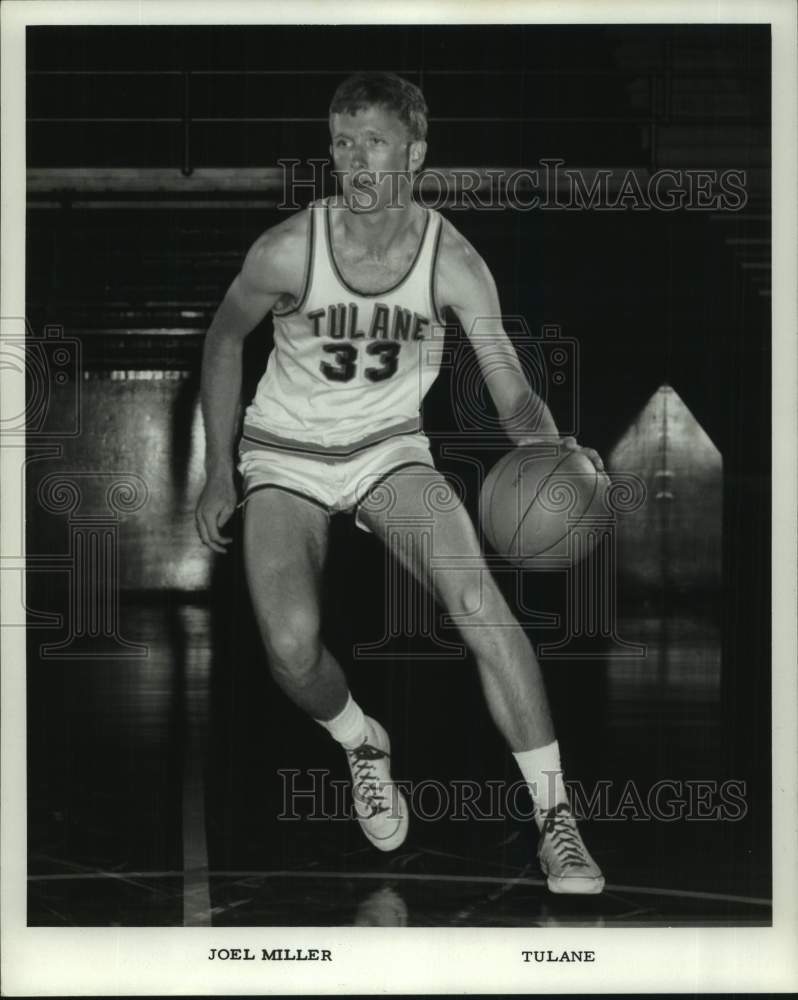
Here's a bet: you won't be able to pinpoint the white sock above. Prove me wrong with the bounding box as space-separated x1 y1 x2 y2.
316 693 368 750
512 740 569 827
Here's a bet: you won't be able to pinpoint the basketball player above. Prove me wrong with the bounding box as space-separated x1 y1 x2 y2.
196 72 605 894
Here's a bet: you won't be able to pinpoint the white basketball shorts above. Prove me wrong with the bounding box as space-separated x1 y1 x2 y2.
237 429 435 532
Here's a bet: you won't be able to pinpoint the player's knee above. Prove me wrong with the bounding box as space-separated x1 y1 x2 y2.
264 609 322 678
451 580 485 619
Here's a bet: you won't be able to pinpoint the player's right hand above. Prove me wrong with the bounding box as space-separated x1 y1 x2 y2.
195 474 237 554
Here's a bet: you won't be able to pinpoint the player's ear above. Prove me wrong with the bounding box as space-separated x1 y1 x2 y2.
408 140 427 173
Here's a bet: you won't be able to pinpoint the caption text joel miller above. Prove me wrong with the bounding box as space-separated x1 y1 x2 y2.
209 948 332 962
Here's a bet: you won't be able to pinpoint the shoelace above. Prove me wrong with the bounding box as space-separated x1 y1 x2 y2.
348 742 390 817
540 804 591 870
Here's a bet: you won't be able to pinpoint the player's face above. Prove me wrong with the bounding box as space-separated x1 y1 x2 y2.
330 105 425 212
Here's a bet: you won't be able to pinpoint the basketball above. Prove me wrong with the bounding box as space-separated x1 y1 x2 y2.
479 447 610 567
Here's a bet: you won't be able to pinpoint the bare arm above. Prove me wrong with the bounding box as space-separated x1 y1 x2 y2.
201 255 282 476
196 222 304 552
436 226 604 469
436 233 559 443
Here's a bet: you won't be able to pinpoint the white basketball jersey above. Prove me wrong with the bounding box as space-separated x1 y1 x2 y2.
242 200 445 457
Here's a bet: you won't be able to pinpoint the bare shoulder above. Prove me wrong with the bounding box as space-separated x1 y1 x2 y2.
241 207 311 298
435 214 497 310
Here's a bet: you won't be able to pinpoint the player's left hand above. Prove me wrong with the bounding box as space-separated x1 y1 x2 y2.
559 435 605 473
516 434 605 474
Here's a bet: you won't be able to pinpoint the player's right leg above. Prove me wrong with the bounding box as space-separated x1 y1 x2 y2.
242 487 407 851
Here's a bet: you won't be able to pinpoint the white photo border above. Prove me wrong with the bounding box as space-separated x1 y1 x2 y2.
2 0 796 994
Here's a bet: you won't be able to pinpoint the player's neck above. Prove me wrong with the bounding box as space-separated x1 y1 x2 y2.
341 200 420 256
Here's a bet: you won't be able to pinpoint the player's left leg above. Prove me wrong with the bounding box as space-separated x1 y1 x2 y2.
357 464 604 893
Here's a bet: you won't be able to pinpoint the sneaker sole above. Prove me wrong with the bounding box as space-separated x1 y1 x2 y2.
546 874 605 895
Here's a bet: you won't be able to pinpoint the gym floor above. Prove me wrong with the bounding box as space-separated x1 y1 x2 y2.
26 562 770 928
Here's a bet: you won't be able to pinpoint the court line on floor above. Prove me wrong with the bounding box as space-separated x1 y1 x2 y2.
27 869 771 908
450 864 535 925
217 870 773 908
181 715 211 926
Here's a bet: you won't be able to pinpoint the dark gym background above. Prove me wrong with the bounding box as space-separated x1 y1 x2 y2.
25 24 771 927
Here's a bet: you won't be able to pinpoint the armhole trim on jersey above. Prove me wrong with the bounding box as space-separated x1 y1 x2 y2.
325 202 432 298
429 213 446 327
272 207 316 318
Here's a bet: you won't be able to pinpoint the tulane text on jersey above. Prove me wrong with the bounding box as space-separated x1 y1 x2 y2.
307 302 430 342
